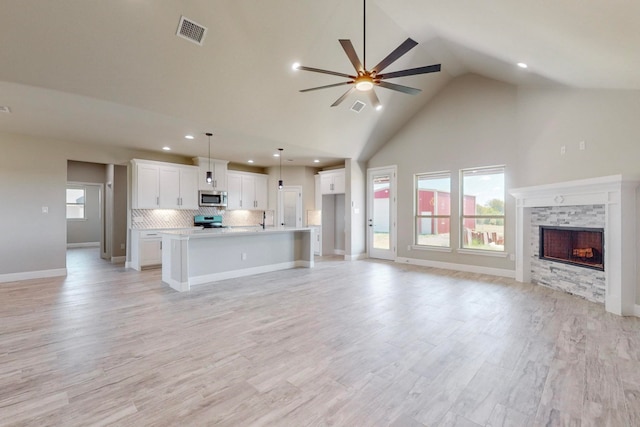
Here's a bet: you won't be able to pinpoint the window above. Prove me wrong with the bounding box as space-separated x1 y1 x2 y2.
415 172 451 247
66 186 86 219
461 166 505 251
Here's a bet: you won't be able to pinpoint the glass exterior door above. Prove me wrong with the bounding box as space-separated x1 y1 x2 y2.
367 167 396 260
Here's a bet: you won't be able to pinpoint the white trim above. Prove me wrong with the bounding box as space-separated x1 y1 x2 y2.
67 242 100 248
634 305 640 318
457 248 509 258
396 256 515 279
410 245 452 253
189 261 305 287
509 174 639 316
345 252 367 261
0 268 67 283
334 249 345 255
111 256 126 263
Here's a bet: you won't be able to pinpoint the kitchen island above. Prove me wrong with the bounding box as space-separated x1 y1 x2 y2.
160 227 314 292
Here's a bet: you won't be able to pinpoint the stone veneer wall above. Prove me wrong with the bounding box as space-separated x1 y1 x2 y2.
131 208 274 229
530 205 606 303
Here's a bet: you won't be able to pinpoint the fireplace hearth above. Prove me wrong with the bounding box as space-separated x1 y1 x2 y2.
539 226 604 271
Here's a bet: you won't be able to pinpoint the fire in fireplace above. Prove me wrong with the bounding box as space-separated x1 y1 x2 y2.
539 226 604 271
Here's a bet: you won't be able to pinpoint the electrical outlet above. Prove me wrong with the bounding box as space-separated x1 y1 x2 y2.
41 206 48 214
560 146 566 155
241 252 247 260
579 140 586 150
120 243 125 250
407 245 411 251
133 216 144 223
509 253 515 261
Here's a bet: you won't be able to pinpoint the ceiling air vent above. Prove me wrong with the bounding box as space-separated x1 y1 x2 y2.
350 100 366 113
176 16 207 46
0 106 11 113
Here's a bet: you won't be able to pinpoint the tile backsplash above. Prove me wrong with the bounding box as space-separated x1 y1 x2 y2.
131 208 274 229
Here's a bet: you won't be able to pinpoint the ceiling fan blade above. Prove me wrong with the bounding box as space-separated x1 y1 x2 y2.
377 81 421 95
368 89 381 110
378 64 441 80
339 39 364 73
297 65 356 79
300 81 353 93
371 38 418 74
331 87 356 107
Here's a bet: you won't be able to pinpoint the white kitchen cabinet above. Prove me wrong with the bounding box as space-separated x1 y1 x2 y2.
130 229 162 270
131 160 198 209
134 163 160 208
192 157 228 191
312 226 322 256
226 171 268 210
319 169 345 194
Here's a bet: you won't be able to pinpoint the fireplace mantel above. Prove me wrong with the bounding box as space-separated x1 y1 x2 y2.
509 175 638 316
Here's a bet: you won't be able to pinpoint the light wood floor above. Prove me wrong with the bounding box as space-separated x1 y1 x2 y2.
2 248 640 426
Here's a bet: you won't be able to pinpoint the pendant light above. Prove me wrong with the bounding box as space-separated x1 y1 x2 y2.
205 132 213 184
278 148 284 189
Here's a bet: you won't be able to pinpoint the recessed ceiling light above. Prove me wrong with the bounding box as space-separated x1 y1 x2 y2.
376 105 383 111
273 153 280 157
517 62 528 69
313 159 320 163
292 62 301 70
162 146 171 151
184 135 194 140
247 160 254 163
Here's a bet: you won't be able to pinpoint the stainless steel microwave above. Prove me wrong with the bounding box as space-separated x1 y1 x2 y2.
199 190 227 207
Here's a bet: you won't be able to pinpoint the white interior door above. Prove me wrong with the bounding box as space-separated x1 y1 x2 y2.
367 166 396 260
278 186 302 227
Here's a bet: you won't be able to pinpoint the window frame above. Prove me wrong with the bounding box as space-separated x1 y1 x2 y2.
414 171 452 249
459 165 506 253
66 185 87 220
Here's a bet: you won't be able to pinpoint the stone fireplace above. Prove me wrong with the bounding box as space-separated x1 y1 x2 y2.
509 175 638 316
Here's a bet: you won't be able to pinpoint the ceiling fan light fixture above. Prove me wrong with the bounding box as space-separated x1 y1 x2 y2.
355 76 374 91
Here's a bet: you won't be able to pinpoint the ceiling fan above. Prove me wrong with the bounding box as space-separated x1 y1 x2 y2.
294 0 441 109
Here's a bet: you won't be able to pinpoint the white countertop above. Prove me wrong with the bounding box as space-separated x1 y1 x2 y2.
160 226 312 239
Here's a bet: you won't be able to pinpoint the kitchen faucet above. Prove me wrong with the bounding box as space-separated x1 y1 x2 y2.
258 211 266 229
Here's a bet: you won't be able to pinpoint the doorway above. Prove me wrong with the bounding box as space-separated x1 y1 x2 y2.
278 186 302 227
367 166 396 260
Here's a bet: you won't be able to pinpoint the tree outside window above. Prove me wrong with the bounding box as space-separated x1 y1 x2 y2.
66 187 86 219
461 166 505 251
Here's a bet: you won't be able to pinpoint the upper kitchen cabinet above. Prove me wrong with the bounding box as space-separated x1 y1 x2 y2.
226 170 268 210
319 169 345 194
193 157 228 191
131 159 199 210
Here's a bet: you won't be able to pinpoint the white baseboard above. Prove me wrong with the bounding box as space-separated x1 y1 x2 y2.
345 252 367 261
111 256 126 263
67 242 100 248
0 268 67 283
395 256 515 279
334 249 345 255
634 305 640 317
188 261 310 288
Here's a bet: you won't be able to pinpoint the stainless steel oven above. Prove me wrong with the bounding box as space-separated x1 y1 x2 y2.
198 190 227 207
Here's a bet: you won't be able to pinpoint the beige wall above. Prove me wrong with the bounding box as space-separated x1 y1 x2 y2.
0 131 191 277
368 73 640 303
369 74 518 271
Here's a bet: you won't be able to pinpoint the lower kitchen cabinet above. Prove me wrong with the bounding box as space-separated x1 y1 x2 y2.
130 229 162 270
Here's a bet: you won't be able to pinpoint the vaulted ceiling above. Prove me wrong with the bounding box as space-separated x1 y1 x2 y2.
0 1 638 167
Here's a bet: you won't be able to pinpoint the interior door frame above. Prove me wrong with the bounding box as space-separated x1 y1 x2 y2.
367 165 397 260
277 185 302 227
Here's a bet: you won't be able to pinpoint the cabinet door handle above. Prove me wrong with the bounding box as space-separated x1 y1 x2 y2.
156 196 159 205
